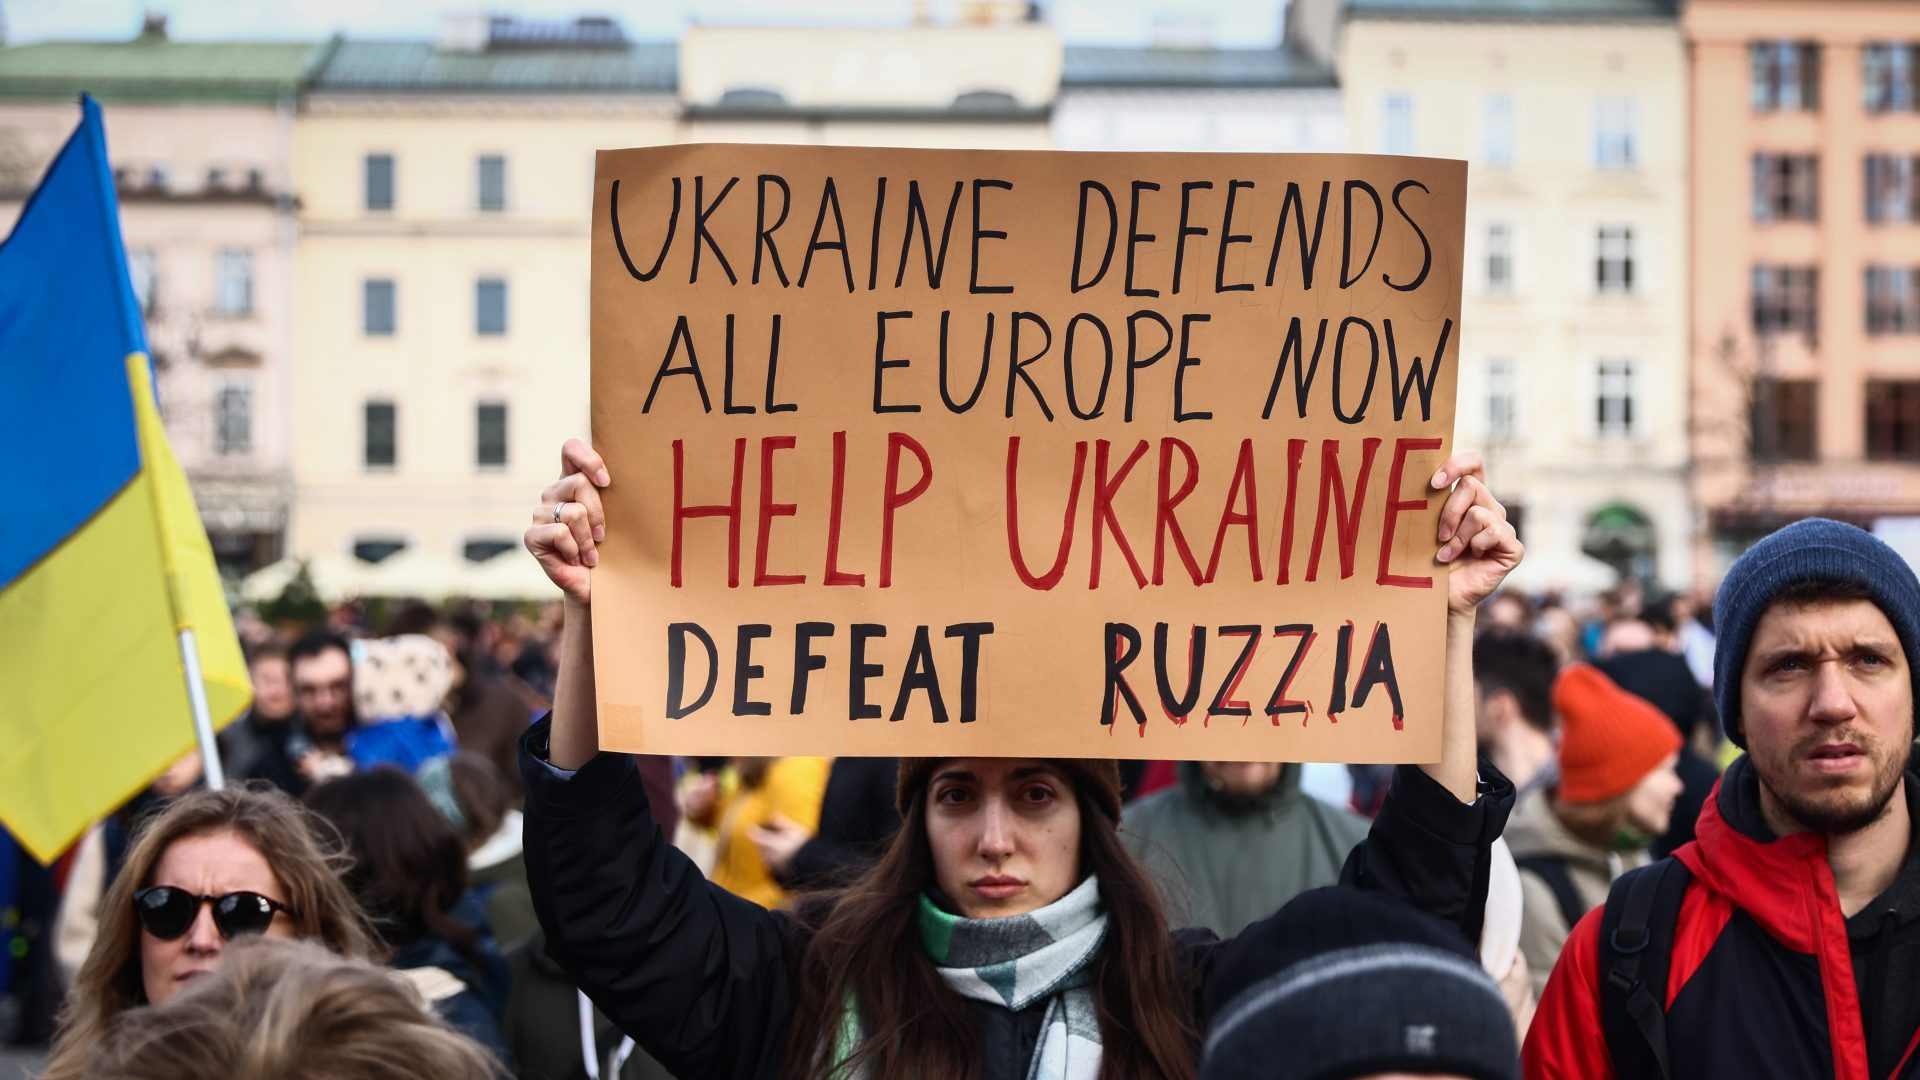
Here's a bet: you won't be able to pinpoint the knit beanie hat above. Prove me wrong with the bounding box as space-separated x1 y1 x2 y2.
1712 518 1920 749
896 758 1123 823
1200 887 1518 1080
1552 663 1682 804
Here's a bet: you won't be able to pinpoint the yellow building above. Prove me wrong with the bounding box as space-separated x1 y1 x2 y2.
290 18 679 572
1293 0 1693 589
1687 0 1920 576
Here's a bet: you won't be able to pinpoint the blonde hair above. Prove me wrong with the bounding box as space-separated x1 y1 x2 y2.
82 937 496 1080
40 785 377 1080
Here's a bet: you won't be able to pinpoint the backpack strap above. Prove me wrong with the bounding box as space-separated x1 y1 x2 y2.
1514 854 1589 931
1598 857 1693 1080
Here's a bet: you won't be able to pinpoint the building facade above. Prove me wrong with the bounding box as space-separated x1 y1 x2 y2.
1055 43 1344 154
0 30 323 575
1687 0 1920 577
1290 0 1692 589
289 18 679 574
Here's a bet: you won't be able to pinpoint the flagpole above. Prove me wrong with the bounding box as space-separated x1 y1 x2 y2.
177 628 227 790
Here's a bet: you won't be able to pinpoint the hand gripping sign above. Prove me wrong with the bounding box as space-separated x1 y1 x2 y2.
590 144 1464 763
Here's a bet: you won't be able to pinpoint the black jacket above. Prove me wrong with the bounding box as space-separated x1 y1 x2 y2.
1527 750 1920 1079
520 718 1513 1080
780 757 901 891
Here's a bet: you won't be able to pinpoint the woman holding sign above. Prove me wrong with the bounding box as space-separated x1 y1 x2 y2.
519 438 1523 1080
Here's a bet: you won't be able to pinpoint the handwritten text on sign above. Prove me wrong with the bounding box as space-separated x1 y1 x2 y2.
590 145 1464 762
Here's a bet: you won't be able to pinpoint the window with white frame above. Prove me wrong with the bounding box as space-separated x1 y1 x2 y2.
1486 222 1513 291
1595 359 1638 437
1383 95 1413 155
213 249 253 316
215 380 252 456
476 277 508 336
476 401 508 468
1594 97 1638 169
1596 226 1635 294
1486 358 1517 443
127 247 158 315
365 153 394 212
1483 95 1514 168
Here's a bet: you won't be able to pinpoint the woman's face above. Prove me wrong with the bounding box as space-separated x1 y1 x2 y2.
925 759 1082 920
1625 752 1685 837
139 830 295 1005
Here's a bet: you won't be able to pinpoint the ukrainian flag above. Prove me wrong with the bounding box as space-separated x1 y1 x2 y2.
0 97 250 864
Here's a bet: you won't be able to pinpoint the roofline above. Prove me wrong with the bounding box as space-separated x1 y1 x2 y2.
1344 6 1676 24
682 103 1053 124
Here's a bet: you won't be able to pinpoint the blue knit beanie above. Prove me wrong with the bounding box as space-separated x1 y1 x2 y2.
1712 518 1920 748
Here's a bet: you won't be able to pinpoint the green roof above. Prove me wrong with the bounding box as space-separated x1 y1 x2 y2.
1346 0 1675 20
308 39 676 94
1063 46 1336 89
0 39 328 103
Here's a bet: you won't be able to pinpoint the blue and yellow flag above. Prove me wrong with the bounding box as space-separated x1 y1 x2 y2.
0 97 250 864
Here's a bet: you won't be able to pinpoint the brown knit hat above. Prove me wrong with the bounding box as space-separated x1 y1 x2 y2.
896 758 1124 822
1553 663 1683 804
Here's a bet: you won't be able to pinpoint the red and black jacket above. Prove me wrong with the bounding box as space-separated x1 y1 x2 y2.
1525 753 1920 1079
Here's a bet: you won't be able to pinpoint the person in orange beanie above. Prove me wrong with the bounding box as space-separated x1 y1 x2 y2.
1503 663 1683 998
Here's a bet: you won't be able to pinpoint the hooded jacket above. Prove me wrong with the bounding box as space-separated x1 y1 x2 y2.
1121 762 1370 937
1503 786 1649 1000
1524 751 1920 1079
519 717 1514 1080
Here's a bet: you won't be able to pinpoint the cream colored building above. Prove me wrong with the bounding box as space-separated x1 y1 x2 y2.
290 18 679 572
1293 0 1693 589
1687 0 1920 577
0 32 323 575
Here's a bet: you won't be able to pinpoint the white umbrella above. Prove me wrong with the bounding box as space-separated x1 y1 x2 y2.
1499 546 1618 596
463 549 564 601
360 547 471 599
238 554 372 605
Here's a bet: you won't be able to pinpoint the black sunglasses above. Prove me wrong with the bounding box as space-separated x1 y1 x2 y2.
133 886 297 941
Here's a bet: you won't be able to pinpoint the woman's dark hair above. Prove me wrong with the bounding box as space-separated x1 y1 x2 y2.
780 770 1197 1080
303 768 480 967
446 751 511 853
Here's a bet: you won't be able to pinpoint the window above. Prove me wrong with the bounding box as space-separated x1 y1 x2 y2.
1486 358 1517 443
1750 41 1820 111
1867 154 1920 223
127 247 158 315
1382 95 1413 155
364 400 396 469
1867 381 1920 460
1485 222 1513 291
464 538 518 563
1482 95 1514 168
353 538 407 564
476 402 508 468
1753 154 1819 222
1751 265 1819 339
476 277 507 336
1594 97 1638 169
1865 43 1920 113
1750 378 1817 462
1595 359 1637 437
1596 226 1635 294
1867 266 1920 335
364 153 394 211
477 154 507 212
215 380 252 456
363 278 396 336
213 249 253 316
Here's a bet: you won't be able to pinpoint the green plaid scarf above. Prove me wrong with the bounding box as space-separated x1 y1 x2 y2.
831 874 1108 1080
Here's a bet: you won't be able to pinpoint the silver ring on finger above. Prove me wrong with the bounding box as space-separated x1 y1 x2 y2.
552 501 569 523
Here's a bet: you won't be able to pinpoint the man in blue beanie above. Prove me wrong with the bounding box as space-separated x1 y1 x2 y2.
1527 518 1920 1080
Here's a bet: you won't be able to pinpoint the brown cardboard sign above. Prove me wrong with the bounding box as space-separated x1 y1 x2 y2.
590 144 1464 762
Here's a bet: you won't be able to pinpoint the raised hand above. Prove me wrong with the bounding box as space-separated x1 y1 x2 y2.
1430 451 1524 616
525 438 611 605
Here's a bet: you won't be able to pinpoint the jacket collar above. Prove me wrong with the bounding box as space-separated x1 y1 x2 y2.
1679 753 1833 951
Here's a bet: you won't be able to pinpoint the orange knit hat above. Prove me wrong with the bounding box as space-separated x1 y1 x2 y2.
1552 663 1683 804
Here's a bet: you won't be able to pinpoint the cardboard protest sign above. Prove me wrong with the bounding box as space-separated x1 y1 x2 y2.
590 144 1464 762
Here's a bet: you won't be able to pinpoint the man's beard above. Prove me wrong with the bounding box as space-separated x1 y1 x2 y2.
1756 731 1911 836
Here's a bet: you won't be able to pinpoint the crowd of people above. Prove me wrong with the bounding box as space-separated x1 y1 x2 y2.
0 437 1915 1080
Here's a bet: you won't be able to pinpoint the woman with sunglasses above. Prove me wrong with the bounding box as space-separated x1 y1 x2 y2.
40 785 375 1080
